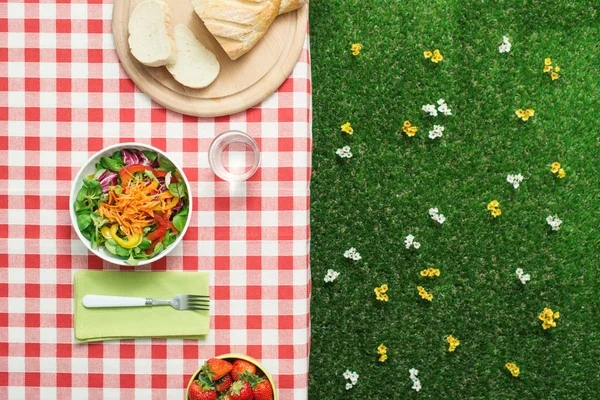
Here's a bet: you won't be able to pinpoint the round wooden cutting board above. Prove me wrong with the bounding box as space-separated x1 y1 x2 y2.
112 1 308 117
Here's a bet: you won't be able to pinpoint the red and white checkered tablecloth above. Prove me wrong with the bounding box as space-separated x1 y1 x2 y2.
0 1 312 399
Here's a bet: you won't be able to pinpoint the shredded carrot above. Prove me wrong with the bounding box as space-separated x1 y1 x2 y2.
98 179 174 238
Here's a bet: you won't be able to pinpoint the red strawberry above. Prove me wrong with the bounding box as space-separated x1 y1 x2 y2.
203 358 233 381
252 379 274 400
231 359 256 381
240 373 273 400
224 380 252 400
188 379 217 400
214 374 233 393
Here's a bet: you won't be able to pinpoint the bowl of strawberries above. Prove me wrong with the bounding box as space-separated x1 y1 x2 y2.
186 354 276 400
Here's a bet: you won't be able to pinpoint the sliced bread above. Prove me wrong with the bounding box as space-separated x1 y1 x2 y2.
192 0 281 61
128 0 177 67
166 24 220 89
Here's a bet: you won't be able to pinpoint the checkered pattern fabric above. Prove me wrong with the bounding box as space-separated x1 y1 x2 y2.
0 1 312 399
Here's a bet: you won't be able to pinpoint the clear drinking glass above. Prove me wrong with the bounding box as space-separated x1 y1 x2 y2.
208 130 260 181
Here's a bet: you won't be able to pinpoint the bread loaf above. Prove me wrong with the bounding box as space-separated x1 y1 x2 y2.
192 0 281 61
166 25 220 89
278 0 307 15
128 0 177 67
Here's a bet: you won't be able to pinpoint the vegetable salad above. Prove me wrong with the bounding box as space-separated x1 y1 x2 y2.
74 148 189 265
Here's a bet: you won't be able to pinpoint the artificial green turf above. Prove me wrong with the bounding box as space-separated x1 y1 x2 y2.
308 0 600 398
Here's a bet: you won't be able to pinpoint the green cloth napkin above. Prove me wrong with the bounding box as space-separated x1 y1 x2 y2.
74 270 209 342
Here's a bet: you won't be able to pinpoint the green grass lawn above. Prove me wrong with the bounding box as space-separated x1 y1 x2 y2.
308 0 600 398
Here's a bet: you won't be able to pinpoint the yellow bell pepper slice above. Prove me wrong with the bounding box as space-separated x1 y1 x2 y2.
163 196 179 211
146 179 158 191
108 224 142 249
100 226 112 240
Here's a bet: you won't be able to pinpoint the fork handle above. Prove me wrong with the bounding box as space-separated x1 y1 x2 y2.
82 295 150 308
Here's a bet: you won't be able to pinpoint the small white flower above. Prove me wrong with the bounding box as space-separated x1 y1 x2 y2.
422 104 438 117
499 35 512 53
343 370 359 388
438 101 452 116
429 207 446 224
506 173 524 189
515 268 530 284
405 234 421 249
429 125 444 140
428 125 445 139
437 99 446 105
409 369 421 392
324 269 340 283
404 234 415 248
344 247 361 261
546 215 562 231
434 214 446 224
519 273 531 284
336 146 353 158
412 380 422 392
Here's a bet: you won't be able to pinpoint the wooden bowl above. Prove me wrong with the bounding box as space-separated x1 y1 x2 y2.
185 353 277 399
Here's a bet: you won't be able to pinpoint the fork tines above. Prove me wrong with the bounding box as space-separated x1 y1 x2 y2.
186 294 209 311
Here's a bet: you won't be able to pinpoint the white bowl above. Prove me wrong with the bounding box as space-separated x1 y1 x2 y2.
69 142 193 266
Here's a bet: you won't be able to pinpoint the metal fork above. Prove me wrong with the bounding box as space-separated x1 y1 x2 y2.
82 294 209 311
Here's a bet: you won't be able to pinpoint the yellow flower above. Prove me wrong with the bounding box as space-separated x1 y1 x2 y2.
378 354 388 362
551 72 559 80
431 53 444 63
488 200 499 210
447 335 460 352
424 51 433 58
539 308 559 329
340 122 354 135
417 286 433 301
551 162 561 174
516 109 534 121
505 363 520 377
377 344 387 354
557 168 566 179
545 58 552 66
403 121 418 136
421 268 441 277
491 208 502 218
554 65 560 72
351 43 362 56
543 65 553 73
375 286 389 302
519 109 535 121
406 126 418 137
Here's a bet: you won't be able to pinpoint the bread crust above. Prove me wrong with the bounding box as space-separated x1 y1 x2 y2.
192 0 282 60
278 0 307 15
